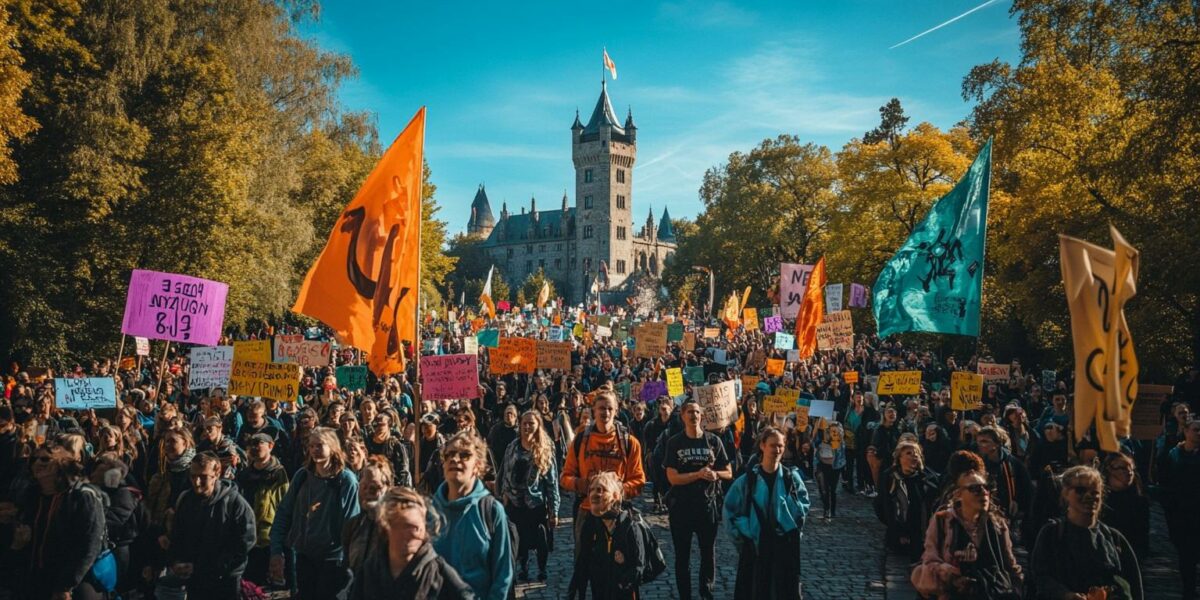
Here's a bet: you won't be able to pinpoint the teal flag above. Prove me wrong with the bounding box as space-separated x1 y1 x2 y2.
873 139 992 337
477 329 500 348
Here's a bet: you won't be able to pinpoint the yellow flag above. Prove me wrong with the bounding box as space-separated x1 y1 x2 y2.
293 108 425 376
722 292 739 329
1059 226 1139 452
536 280 550 309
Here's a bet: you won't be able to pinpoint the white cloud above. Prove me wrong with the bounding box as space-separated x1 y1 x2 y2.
658 1 759 28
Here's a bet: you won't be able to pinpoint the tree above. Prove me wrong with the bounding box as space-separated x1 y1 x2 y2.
443 232 492 303
862 98 909 146
519 268 556 307
0 0 36 184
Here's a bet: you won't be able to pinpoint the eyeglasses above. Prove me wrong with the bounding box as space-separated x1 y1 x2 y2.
961 483 989 496
444 450 474 462
1070 485 1101 498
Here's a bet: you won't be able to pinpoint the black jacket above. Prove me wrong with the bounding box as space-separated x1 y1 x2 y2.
352 540 475 599
874 466 940 558
21 481 107 596
103 484 146 546
168 478 256 581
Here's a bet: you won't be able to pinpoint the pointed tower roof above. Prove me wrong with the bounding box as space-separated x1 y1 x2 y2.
583 81 625 135
657 207 676 241
469 184 495 229
571 109 583 131
625 106 637 130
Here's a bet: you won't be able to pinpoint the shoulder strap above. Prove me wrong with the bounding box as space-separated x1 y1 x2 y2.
478 494 497 539
743 468 758 519
572 425 592 460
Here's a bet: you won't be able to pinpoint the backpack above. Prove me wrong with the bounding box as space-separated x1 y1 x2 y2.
626 510 667 585
572 422 634 464
478 493 521 597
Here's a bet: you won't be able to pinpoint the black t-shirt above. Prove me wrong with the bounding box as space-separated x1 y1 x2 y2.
663 431 730 505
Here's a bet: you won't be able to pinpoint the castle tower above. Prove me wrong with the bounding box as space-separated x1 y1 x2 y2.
572 81 636 302
466 184 496 238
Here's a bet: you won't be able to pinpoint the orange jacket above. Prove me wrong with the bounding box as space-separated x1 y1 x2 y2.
560 425 645 510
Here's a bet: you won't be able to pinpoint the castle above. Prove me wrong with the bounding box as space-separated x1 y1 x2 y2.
465 82 677 305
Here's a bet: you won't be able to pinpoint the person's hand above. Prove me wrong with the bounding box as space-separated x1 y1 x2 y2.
1086 587 1109 600
10 524 30 550
270 555 285 583
157 534 170 550
171 563 194 578
700 467 718 482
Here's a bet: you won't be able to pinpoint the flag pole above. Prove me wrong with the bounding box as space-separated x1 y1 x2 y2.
114 334 127 380
413 106 427 487
154 341 171 399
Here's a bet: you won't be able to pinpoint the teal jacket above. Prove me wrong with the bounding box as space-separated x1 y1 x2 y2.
723 463 810 550
432 480 514 600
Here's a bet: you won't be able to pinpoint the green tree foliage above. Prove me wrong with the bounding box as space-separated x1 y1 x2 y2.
443 232 492 305
0 0 36 184
519 268 556 307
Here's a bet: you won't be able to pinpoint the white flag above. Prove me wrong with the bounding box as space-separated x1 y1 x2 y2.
603 49 617 80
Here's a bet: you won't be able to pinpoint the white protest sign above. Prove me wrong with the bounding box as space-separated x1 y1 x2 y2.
695 379 739 431
190 346 233 390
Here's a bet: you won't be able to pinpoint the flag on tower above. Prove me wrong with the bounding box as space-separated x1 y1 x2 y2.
603 49 617 80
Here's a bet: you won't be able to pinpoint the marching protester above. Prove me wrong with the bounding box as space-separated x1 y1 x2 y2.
499 410 560 582
1160 417 1200 600
813 420 846 520
1101 452 1150 562
874 440 940 559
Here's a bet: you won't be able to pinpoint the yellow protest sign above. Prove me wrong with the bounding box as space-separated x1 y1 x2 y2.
233 340 272 363
763 395 793 414
951 371 984 410
766 358 785 376
666 368 684 397
743 308 759 331
229 360 302 403
877 370 922 395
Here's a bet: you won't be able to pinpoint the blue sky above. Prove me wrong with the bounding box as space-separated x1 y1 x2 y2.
305 1 1020 236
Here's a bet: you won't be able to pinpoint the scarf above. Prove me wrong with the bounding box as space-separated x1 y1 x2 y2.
164 447 195 474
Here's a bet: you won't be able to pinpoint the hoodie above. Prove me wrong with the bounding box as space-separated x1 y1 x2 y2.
352 541 476 600
168 478 256 581
269 467 359 561
431 480 514 600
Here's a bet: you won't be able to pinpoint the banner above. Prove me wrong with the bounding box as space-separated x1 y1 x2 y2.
976 362 1010 383
634 322 668 358
292 108 425 375
877 370 922 395
535 341 572 371
666 368 684 397
120 269 229 345
780 263 815 319
874 140 992 337
849 283 869 308
420 354 480 400
55 378 116 410
477 329 500 348
272 335 332 368
229 361 302 403
336 365 369 392
825 283 844 313
135 337 150 357
489 337 536 374
233 340 272 363
815 309 854 351
951 371 984 410
763 315 783 334
189 346 233 390
695 380 739 431
766 358 785 376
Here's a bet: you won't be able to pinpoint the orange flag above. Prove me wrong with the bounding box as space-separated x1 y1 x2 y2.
293 108 426 375
796 257 827 359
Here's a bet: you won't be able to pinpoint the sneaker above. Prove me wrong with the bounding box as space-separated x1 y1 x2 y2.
866 489 878 498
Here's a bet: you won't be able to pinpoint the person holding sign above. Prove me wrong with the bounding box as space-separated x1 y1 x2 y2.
663 398 731 600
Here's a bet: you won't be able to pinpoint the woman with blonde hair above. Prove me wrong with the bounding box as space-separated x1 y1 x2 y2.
269 427 360 599
500 410 561 582
874 440 940 559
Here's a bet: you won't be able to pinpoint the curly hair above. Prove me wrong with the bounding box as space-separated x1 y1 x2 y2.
441 431 490 478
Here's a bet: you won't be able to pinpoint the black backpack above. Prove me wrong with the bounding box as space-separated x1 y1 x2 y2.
624 509 667 585
478 493 521 597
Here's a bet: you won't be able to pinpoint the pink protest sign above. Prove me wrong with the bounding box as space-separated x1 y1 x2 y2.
120 269 228 345
763 315 784 333
420 354 480 401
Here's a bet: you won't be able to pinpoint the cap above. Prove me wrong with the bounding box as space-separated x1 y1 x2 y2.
421 413 441 425
247 433 274 446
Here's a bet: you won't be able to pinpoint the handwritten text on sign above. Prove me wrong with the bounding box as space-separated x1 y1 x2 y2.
535 341 572 371
695 379 740 431
876 370 922 395
489 337 536 374
816 310 854 351
420 354 480 400
121 269 228 345
336 365 368 392
763 315 783 333
951 372 984 410
189 346 233 390
634 322 668 358
779 263 815 320
272 335 331 367
229 361 302 403
135 337 150 357
234 340 272 363
976 362 1011 382
55 378 116 410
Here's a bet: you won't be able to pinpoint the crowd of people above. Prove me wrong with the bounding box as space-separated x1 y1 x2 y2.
0 307 1198 600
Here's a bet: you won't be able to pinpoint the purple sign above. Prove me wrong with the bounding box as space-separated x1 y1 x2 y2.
763 315 783 333
850 283 870 308
641 380 668 403
121 269 228 345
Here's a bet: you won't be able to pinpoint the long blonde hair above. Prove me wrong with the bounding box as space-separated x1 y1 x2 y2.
521 411 553 476
305 427 348 475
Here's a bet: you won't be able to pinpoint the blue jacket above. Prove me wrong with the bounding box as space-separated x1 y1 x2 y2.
269 467 359 560
724 463 810 551
499 440 561 515
432 480 514 600
814 429 847 470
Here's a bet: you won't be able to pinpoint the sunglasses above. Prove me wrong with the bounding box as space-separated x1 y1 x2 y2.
444 450 474 461
961 483 989 496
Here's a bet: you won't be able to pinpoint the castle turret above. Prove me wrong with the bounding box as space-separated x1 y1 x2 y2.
467 184 496 237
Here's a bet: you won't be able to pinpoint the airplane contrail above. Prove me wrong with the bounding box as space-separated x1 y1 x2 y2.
890 0 1002 50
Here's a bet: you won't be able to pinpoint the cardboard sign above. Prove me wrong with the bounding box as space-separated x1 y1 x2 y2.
976 362 1011 383
54 378 116 410
234 340 272 363
420 354 480 400
684 365 706 385
1130 384 1174 440
843 371 859 384
336 365 368 391
463 335 479 354
489 337 536 374
786 349 800 363
272 335 332 367
682 332 696 351
229 360 302 403
666 368 684 397
766 358 785 376
703 327 720 340
780 263 815 319
763 315 783 333
120 269 229 345
816 310 854 351
135 337 150 357
536 341 572 371
634 322 668 358
825 283 844 313
667 322 684 342
742 375 761 393
951 371 984 410
189 346 233 390
763 395 793 414
774 332 795 350
742 308 759 331
695 380 739 431
877 370 922 395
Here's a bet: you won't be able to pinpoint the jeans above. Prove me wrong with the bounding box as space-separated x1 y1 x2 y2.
668 499 720 599
817 463 843 516
294 553 352 600
508 504 550 571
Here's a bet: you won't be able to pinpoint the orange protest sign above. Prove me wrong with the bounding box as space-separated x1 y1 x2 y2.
489 337 536 374
293 108 425 376
843 370 859 384
766 358 785 376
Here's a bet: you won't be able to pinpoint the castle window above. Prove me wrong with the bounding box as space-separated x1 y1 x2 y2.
506 248 513 259
526 244 533 255
543 227 550 237
526 260 533 271
556 244 562 251
584 195 593 209
583 225 593 239
617 226 626 240
584 169 593 183
616 169 625 183
539 244 545 252
570 257 577 268
616 260 626 274
616 194 626 209
555 258 562 269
